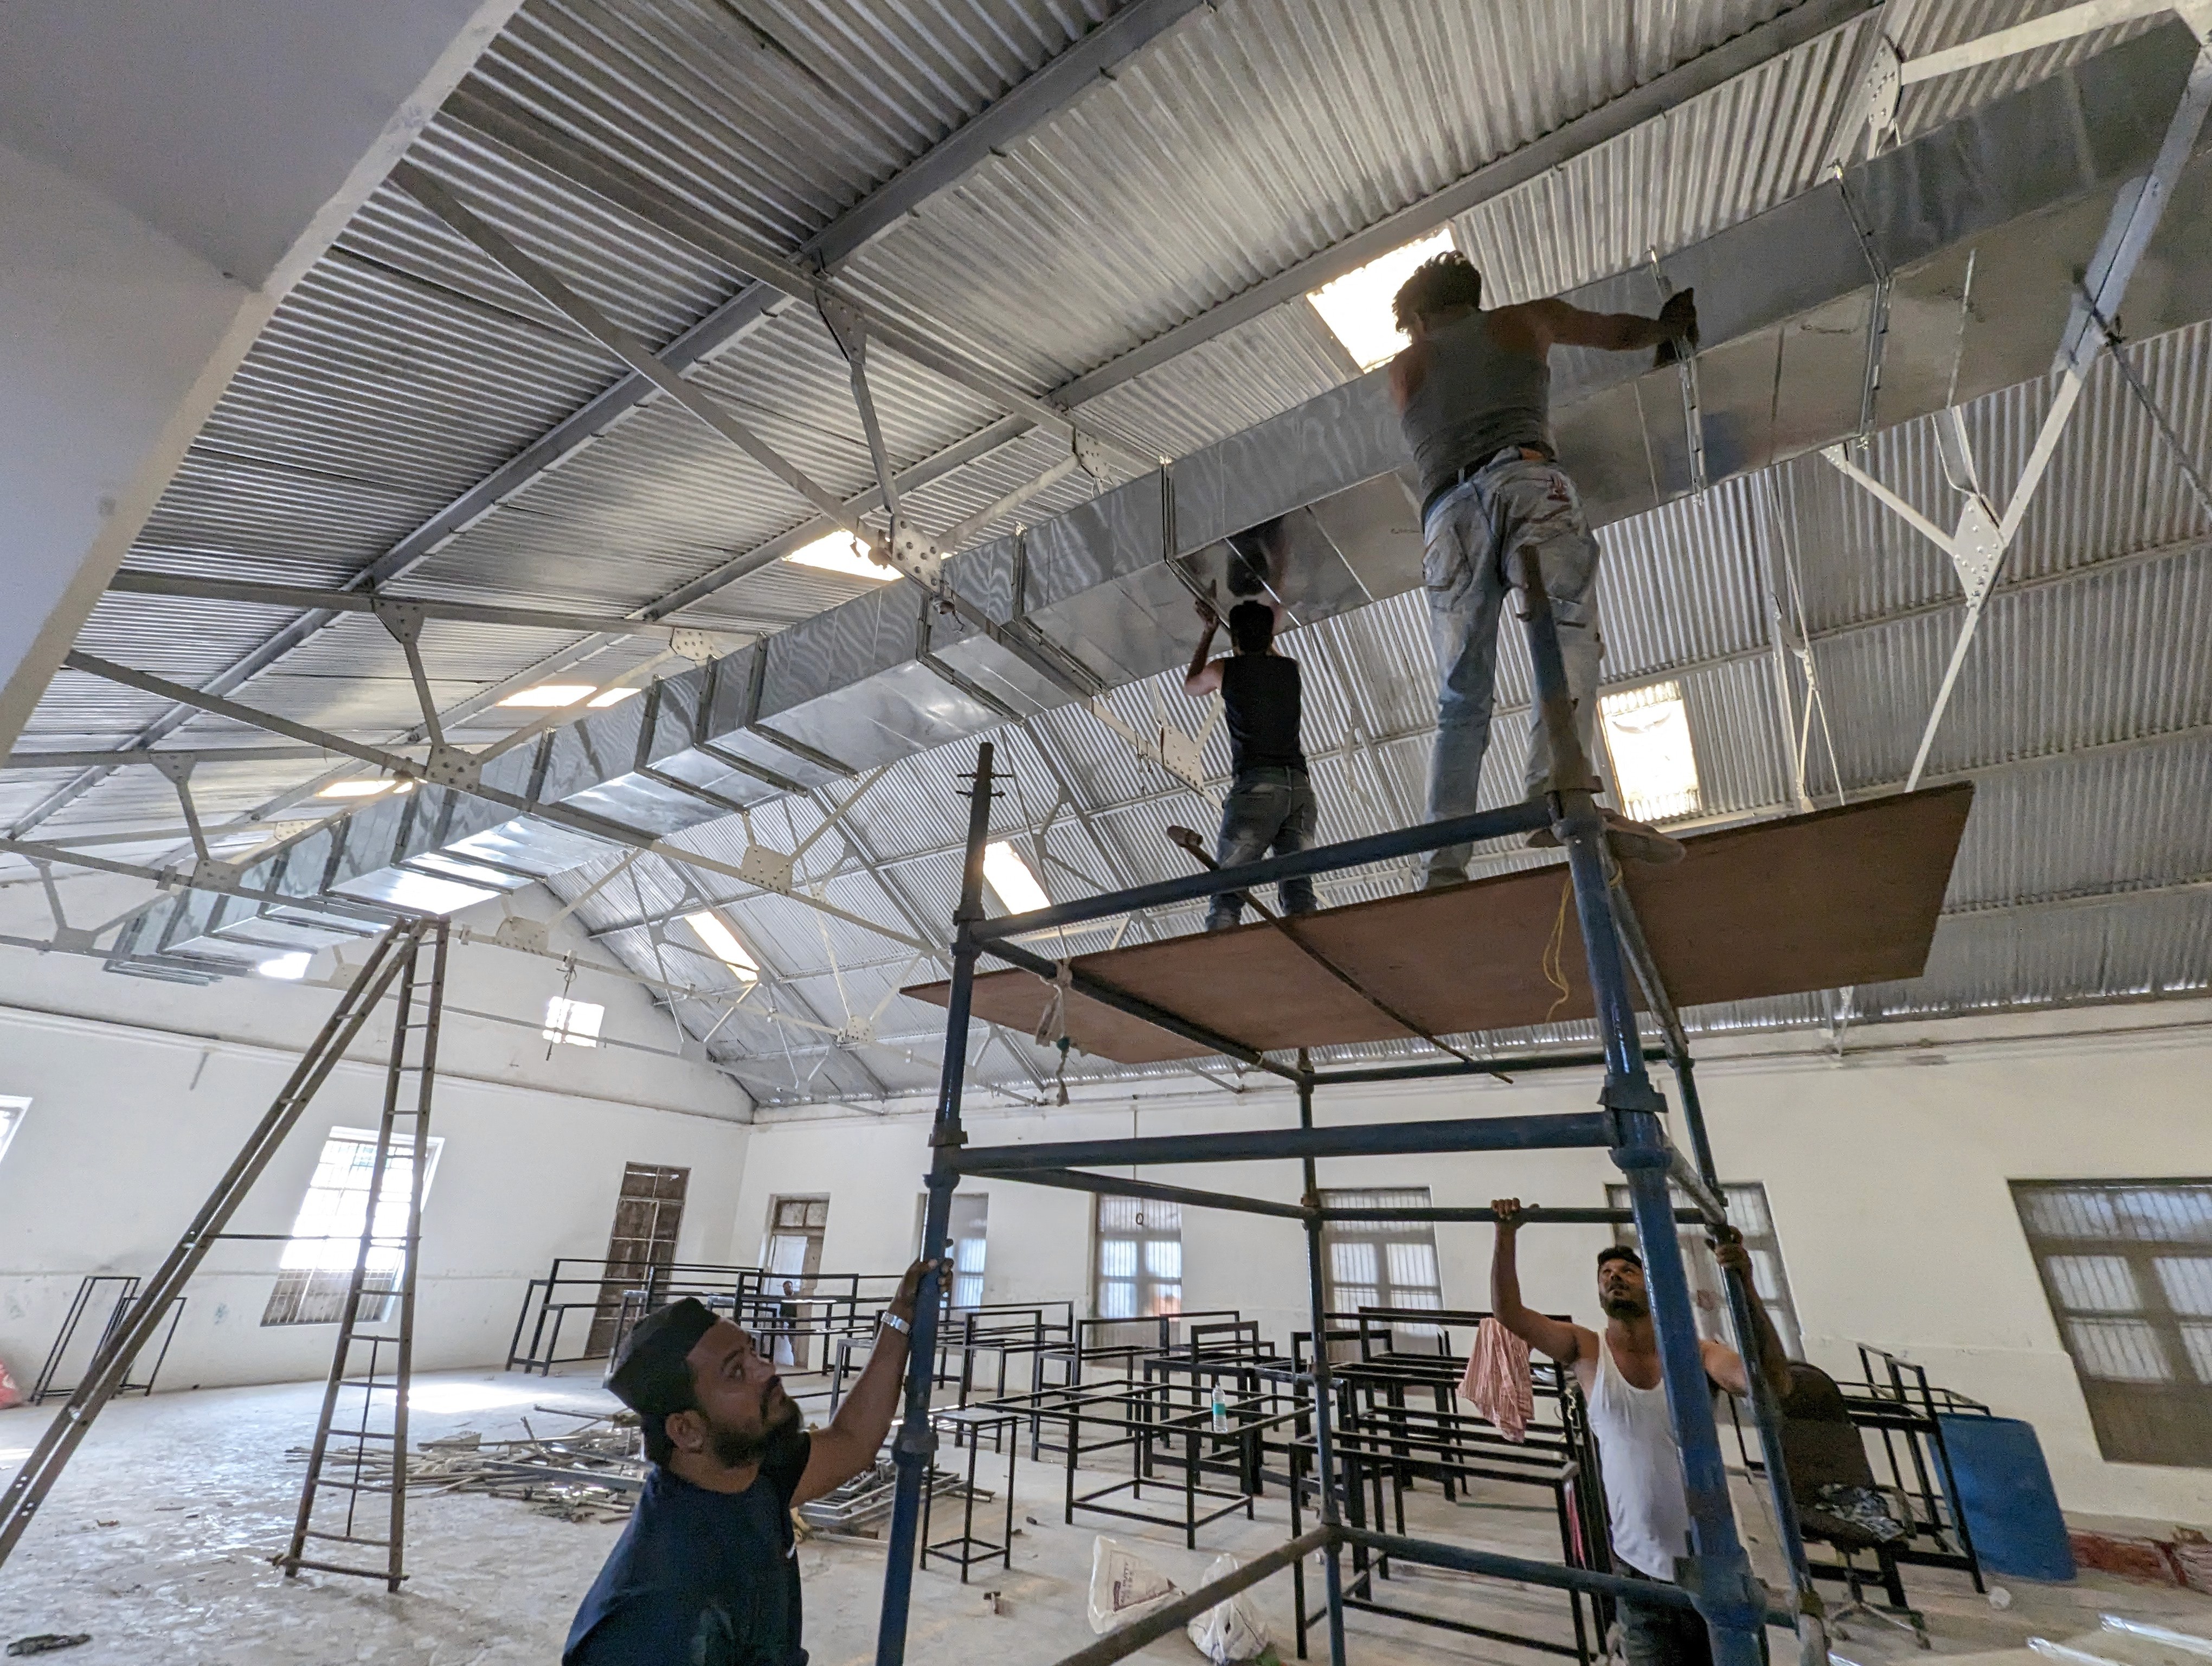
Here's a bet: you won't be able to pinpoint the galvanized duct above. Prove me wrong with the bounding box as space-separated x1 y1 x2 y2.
128 24 2212 971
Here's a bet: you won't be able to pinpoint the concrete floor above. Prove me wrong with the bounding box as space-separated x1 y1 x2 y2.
4 1368 2211 1665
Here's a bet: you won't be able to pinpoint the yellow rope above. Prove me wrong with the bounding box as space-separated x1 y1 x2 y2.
1541 876 1574 1024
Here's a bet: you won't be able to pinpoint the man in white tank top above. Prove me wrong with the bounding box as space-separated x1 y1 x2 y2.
1489 1197 1790 1666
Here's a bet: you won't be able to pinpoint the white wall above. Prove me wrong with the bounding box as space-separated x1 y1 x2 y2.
0 0 519 751
731 999 2212 1526
0 880 754 1391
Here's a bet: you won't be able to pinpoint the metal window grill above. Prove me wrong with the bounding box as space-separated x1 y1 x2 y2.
1606 1180 1804 1361
1320 1188 1445 1340
2012 1179 2212 1468
1095 1194 1182 1321
262 1130 441 1327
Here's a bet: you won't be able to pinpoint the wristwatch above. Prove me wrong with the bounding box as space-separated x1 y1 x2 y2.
879 1311 911 1336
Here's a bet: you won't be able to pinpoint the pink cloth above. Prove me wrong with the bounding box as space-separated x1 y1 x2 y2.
1458 1317 1534 1441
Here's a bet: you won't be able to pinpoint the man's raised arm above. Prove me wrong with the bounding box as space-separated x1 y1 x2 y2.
1509 290 1698 357
1490 1197 1586 1364
793 1258 940 1504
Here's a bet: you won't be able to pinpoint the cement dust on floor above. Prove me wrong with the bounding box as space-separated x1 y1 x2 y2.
5 1371 2212 1666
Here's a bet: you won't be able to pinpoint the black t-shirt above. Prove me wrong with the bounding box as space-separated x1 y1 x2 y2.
564 1431 812 1666
1220 652 1305 774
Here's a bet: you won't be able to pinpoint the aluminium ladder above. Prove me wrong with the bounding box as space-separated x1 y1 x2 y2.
279 918 449 1592
0 918 433 1573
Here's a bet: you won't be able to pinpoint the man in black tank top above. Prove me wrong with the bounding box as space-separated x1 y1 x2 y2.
1388 251 1696 889
1185 598 1316 931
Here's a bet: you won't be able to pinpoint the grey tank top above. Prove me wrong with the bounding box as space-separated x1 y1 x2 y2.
1398 311 1553 507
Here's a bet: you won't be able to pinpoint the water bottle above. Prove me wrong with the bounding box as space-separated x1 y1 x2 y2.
1210 1385 1229 1433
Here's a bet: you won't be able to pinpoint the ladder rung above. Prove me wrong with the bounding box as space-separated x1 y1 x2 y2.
304 1479 394 1495
303 1527 392 1548
282 1556 407 1582
324 1427 397 1441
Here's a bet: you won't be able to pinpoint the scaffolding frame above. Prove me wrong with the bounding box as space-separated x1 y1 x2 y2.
872 556 1825 1666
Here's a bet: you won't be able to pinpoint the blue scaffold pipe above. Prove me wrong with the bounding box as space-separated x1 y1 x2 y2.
969 799 1551 940
873 744 996 1666
1516 555 1767 1666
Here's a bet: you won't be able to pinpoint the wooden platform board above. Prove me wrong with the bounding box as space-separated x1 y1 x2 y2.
906 784 1974 1064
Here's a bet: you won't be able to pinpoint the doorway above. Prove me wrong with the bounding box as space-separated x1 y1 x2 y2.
763 1196 829 1368
587 1163 689 1357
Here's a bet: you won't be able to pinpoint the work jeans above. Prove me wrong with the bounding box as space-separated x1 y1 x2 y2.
1422 452 1605 886
1612 1568 1768 1666
1207 766 1318 930
1614 1579 1712 1666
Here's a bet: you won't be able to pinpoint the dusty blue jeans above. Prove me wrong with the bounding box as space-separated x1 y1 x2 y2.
1207 766 1319 930
1422 453 1604 886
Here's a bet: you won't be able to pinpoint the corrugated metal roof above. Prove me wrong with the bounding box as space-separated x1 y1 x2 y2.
9 0 2203 1104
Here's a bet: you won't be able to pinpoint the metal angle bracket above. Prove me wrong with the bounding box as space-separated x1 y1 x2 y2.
669 629 719 663
738 846 795 895
190 856 243 892
1857 34 1904 158
1949 496 2004 607
817 294 867 362
884 516 943 587
422 744 480 791
1647 252 1708 494
492 913 550 953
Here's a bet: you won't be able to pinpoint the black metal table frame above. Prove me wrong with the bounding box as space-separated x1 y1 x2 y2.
919 1408 1020 1582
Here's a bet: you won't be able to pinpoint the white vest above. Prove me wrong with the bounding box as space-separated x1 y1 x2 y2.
1586 1337 1695 1580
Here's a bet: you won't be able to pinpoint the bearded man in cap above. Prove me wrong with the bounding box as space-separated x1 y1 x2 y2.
564 1259 937 1665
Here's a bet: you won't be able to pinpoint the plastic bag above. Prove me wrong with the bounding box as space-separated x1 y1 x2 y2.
1086 1536 1181 1635
1186 1553 1273 1663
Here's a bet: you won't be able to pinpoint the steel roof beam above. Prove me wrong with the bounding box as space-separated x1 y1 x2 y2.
9 2 1207 838
60 649 936 953
102 572 773 645
1869 34 2212 787
5 744 347 771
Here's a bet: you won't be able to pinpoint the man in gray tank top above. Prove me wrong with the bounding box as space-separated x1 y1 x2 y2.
1388 251 1698 888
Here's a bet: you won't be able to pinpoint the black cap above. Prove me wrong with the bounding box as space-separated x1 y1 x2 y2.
1597 1245 1644 1272
606 1297 719 1415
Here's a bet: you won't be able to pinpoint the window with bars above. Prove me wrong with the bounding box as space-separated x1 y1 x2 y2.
587 1163 690 1357
263 1127 442 1327
1604 1181 1804 1361
1322 1189 1445 1337
2012 1180 2212 1468
1095 1196 1181 1319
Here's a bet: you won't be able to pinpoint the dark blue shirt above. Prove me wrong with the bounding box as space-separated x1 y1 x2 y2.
564 1432 811 1666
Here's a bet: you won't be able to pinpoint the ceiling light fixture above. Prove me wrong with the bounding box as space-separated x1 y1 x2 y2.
1307 228 1458 370
982 841 1050 915
786 530 894 582
587 687 641 708
1599 681 1702 825
497 683 597 708
316 778 396 799
684 909 760 984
